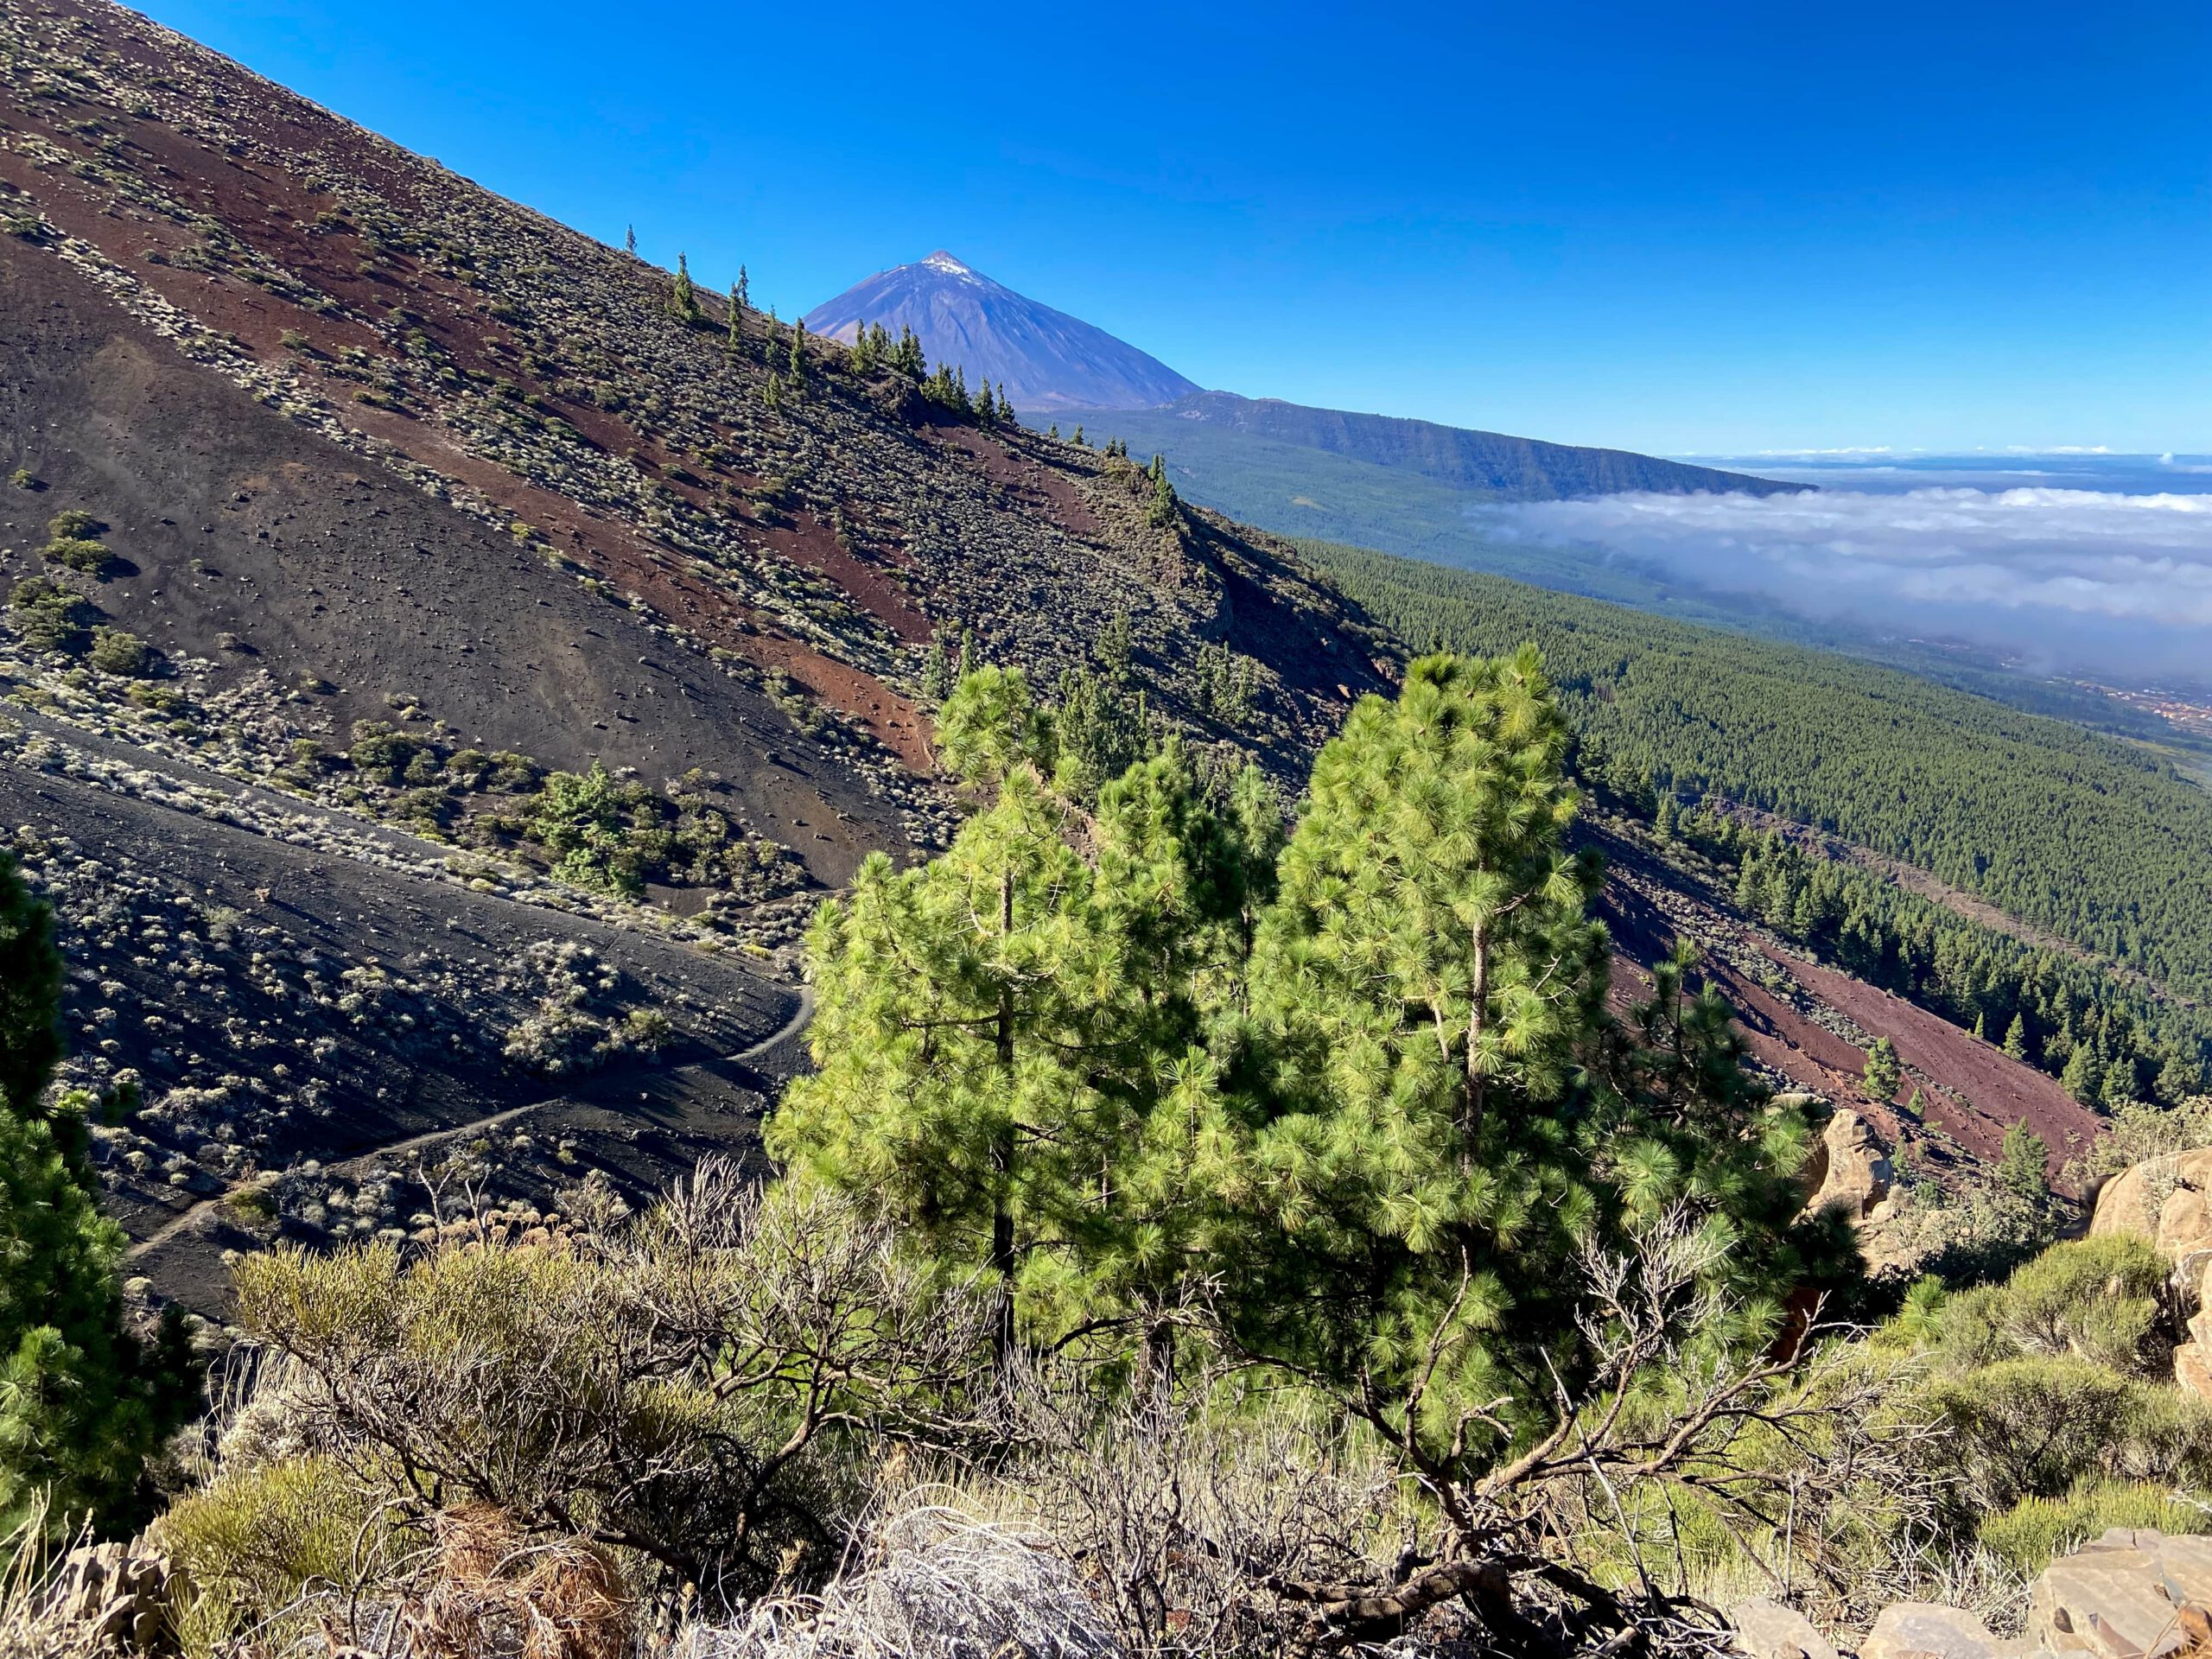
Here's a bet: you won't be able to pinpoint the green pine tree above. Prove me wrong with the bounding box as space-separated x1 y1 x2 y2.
2002 1013 2031 1061
2062 1040 2101 1104
725 283 744 359
768 726 1102 1360
1221 651 1827 1473
920 635 953 701
670 252 699 323
1862 1036 1903 1101
1998 1120 2050 1201
0 855 198 1542
2158 1050 2204 1105
1147 469 1177 530
788 316 807 383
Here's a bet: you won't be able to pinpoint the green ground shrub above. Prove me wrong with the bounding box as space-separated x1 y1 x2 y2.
1933 1234 2171 1376
6 576 92 653
1978 1477 2210 1574
86 626 156 677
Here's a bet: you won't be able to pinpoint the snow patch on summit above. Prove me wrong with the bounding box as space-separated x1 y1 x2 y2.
920 251 977 281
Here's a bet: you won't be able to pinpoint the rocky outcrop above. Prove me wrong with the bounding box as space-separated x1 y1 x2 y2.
30 1541 171 1653
1732 1530 2212 1659
1732 1597 1841 1659
2091 1150 2212 1397
1802 1108 1896 1224
1858 1604 2028 1659
2030 1529 2212 1659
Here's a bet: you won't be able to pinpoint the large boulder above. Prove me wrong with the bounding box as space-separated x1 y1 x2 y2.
1860 1603 2032 1659
2028 1528 2212 1659
1732 1597 1840 1659
2090 1150 2212 1398
1802 1108 1894 1224
2090 1150 2212 1275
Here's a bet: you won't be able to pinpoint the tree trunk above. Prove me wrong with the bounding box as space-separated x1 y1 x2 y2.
991 869 1017 1370
1460 916 1491 1171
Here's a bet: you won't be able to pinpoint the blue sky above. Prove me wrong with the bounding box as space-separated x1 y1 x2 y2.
141 1 2209 456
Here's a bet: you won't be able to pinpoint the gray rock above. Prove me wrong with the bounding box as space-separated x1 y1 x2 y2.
1732 1597 1840 1659
1861 1604 2031 1659
2030 1529 2212 1659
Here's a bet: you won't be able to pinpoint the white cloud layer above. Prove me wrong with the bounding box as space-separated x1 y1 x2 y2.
1487 486 2212 681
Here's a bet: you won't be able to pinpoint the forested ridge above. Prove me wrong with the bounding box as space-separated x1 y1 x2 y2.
1304 540 2212 1004
1663 809 2212 1104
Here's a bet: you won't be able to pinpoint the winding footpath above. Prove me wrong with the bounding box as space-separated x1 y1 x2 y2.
124 984 815 1264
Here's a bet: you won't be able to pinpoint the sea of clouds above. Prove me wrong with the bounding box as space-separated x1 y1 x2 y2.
1484 485 2212 683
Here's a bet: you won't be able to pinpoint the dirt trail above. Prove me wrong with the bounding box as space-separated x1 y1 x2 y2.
126 986 814 1264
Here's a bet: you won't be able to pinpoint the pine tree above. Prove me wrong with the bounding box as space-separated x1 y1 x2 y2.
1862 1036 1902 1101
1071 424 1085 448
936 664 1055 789
773 675 1264 1382
725 283 744 359
670 253 700 323
2002 1013 2031 1061
1222 652 1826 1470
788 316 807 383
625 224 637 257
768 760 1102 1361
920 635 953 701
736 264 749 312
1247 650 1601 1173
893 326 926 379
2062 1039 2101 1104
2104 1054 2141 1106
1048 423 1060 441
0 855 197 1540
2158 1050 2204 1105
1998 1121 2050 1201
1095 610 1134 687
1147 468 1177 530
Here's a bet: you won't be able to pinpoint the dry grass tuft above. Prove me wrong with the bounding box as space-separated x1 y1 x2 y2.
682 1499 1118 1659
391 1505 636 1659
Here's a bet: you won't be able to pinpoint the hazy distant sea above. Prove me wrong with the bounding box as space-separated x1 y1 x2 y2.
1692 452 2212 497
1480 454 2212 690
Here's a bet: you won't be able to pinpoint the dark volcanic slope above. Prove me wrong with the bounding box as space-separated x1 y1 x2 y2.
803 251 1201 411
0 0 1395 1304
1 239 896 881
1099 391 1804 500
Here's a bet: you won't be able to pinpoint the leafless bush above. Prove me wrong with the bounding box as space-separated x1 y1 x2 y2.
682 1500 1119 1659
987 1360 1406 1656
